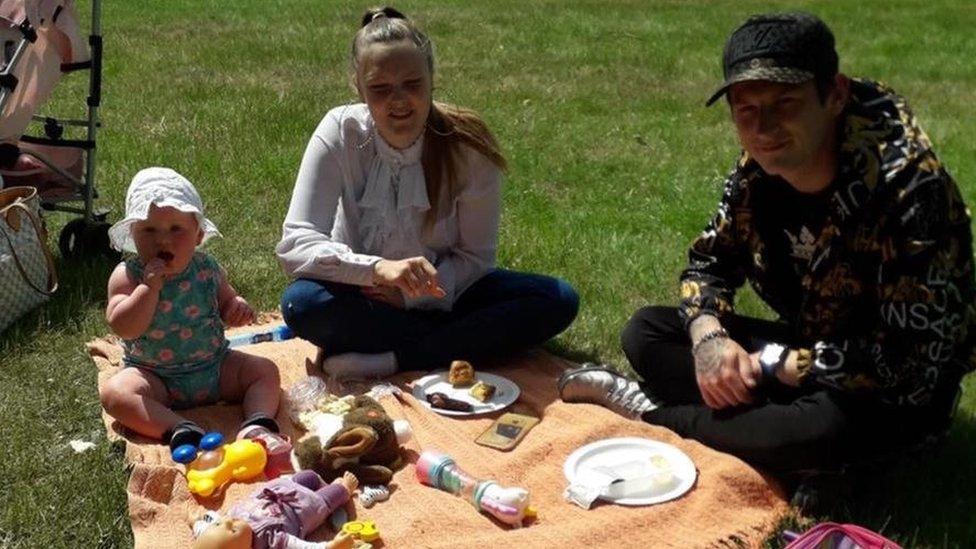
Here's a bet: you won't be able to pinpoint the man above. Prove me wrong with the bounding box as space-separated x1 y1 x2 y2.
560 12 974 486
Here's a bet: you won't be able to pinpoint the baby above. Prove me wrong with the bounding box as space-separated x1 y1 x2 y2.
99 167 283 453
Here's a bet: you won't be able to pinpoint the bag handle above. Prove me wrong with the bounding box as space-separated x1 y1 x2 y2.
0 186 39 210
0 201 59 296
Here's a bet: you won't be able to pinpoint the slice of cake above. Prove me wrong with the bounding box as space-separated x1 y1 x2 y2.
468 381 497 402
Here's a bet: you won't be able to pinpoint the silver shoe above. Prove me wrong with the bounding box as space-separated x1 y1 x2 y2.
558 363 657 418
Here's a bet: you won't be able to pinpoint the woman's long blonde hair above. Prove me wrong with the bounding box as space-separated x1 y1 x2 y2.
352 7 507 230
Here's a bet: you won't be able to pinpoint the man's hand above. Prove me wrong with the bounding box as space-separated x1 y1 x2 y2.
693 334 760 409
373 257 446 299
221 295 255 327
142 258 168 292
362 284 405 308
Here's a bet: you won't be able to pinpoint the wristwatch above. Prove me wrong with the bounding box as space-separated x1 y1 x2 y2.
759 343 789 381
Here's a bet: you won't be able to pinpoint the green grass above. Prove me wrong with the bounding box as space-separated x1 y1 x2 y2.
2 0 975 546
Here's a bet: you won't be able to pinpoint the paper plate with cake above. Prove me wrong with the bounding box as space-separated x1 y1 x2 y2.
412 360 520 416
563 437 697 506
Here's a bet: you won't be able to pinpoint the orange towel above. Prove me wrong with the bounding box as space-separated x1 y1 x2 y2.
88 317 787 548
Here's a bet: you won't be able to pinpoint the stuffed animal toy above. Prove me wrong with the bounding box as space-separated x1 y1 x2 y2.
292 394 412 485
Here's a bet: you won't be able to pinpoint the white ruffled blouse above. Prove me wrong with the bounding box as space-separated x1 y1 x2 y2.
276 104 502 311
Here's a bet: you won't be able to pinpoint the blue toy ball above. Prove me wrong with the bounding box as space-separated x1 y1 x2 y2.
200 432 223 450
171 432 224 463
171 444 198 464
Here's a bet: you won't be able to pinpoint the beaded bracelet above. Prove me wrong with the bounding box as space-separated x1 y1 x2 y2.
691 328 729 354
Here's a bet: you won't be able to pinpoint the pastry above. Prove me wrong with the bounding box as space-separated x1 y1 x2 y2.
468 381 496 403
448 360 476 387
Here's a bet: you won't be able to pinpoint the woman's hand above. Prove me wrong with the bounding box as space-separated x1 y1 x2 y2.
362 284 405 308
373 257 446 299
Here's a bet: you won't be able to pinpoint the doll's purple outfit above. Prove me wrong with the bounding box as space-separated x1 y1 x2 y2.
228 471 349 549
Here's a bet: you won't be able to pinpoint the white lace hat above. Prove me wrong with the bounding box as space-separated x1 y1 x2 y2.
108 167 221 253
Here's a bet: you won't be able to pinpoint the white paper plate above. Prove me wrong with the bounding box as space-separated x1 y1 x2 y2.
412 371 520 416
563 437 697 506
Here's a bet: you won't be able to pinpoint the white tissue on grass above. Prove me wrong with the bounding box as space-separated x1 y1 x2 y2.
69 440 96 453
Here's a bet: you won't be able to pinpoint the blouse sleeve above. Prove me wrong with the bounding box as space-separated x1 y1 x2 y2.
275 110 382 286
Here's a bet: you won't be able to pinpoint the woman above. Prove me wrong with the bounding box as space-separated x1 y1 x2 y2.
276 7 578 379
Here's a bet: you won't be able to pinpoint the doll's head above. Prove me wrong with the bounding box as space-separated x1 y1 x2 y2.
108 167 221 271
192 511 252 549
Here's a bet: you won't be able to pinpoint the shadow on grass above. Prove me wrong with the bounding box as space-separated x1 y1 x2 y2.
773 411 976 547
0 254 117 351
543 338 604 366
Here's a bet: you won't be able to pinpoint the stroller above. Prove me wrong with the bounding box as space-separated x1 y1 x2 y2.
0 0 108 258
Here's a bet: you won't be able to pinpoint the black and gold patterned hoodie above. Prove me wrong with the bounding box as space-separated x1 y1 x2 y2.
679 79 975 406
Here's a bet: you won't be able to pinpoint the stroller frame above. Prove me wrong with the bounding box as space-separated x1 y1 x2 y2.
0 0 107 258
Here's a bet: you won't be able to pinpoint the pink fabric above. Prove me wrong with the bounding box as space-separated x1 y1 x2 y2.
786 522 902 549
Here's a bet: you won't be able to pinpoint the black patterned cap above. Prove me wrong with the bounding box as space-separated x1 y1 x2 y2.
705 12 838 106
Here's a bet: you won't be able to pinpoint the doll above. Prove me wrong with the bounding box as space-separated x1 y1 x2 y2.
192 471 358 549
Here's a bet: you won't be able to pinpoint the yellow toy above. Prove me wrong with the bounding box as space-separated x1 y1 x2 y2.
186 438 267 497
341 520 381 543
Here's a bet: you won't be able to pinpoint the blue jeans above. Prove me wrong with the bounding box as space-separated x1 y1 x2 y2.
280 269 579 371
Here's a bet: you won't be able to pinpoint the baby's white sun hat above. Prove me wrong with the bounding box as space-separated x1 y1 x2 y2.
108 167 221 253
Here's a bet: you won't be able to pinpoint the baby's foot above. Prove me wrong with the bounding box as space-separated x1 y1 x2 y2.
334 471 359 494
167 420 205 453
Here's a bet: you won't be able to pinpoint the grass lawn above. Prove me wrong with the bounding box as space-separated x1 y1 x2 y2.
2 0 975 546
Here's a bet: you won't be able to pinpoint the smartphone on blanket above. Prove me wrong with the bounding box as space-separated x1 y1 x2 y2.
475 412 539 451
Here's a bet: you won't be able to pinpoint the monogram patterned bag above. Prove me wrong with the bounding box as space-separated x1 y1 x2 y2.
0 186 58 333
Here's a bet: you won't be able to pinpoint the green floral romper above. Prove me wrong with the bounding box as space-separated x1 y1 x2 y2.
122 252 228 409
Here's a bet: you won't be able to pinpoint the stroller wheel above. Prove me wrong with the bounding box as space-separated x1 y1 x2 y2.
83 221 119 261
59 219 118 261
58 218 88 259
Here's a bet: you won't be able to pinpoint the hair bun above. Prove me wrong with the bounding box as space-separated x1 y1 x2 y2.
360 6 408 28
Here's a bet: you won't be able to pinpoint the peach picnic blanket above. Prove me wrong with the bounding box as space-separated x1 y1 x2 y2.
88 319 788 548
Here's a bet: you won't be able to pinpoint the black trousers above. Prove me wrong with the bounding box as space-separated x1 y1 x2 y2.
621 306 959 474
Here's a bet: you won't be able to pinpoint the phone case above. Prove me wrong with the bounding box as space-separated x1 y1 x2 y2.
475 412 540 451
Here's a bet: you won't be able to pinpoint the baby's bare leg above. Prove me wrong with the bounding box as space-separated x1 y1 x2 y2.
99 367 183 439
218 350 281 423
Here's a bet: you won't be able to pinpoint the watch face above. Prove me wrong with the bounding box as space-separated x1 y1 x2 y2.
760 343 786 365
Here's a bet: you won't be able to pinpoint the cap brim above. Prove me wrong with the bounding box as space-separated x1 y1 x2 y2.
704 67 814 107
705 85 730 107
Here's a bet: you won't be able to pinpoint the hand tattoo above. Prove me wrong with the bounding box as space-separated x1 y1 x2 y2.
693 337 728 377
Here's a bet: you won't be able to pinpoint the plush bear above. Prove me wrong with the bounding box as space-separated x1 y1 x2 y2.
292 395 412 486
